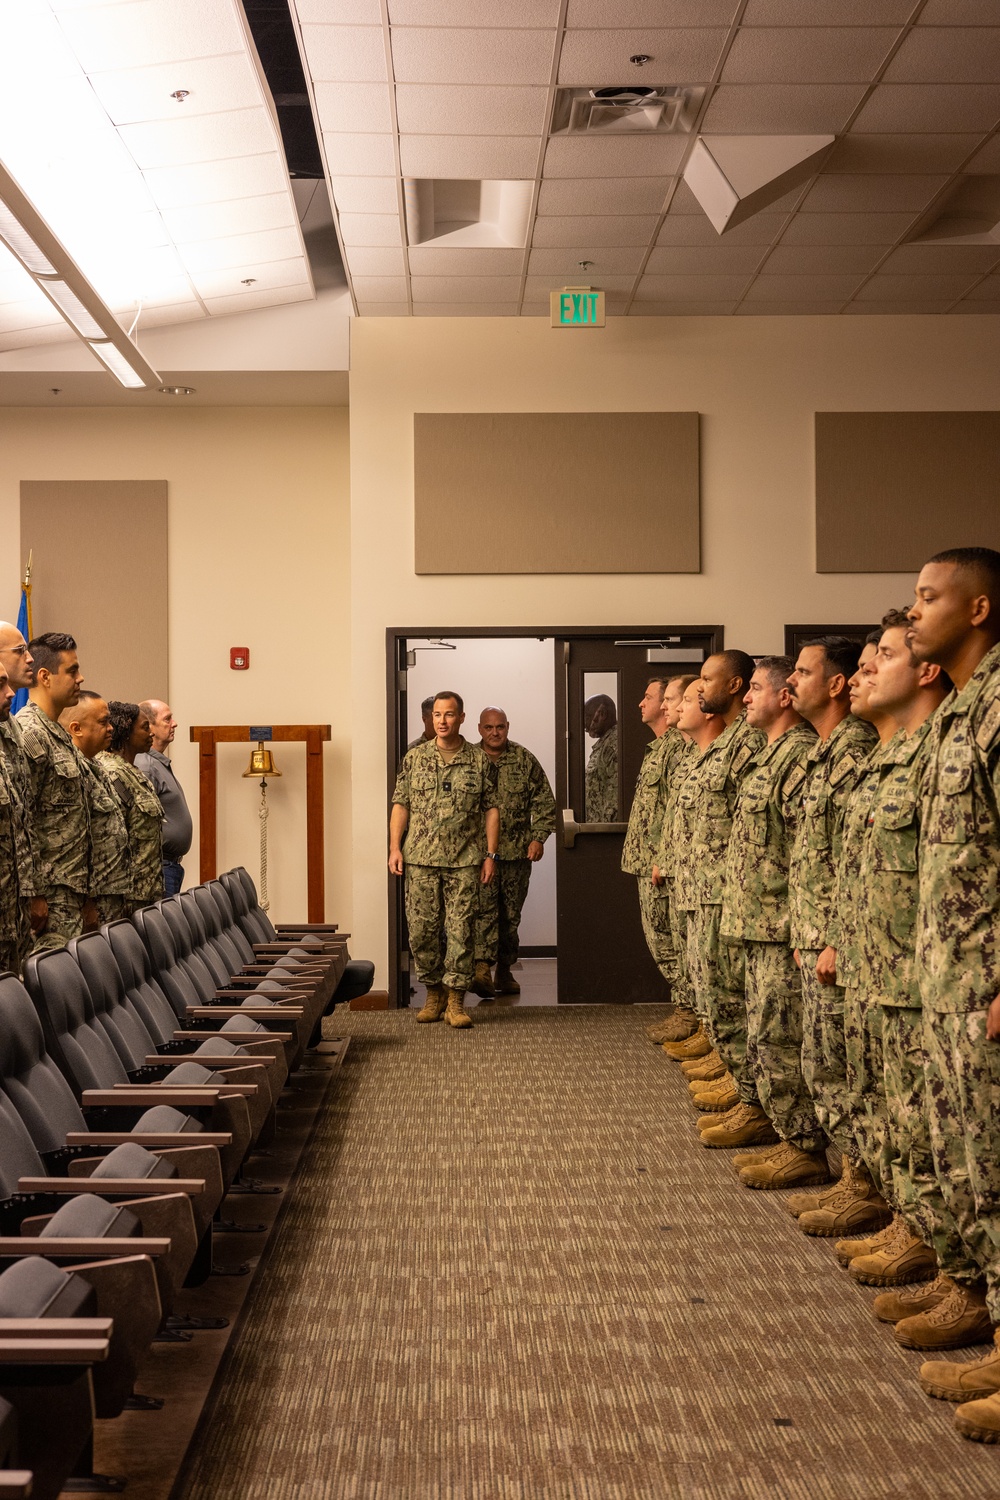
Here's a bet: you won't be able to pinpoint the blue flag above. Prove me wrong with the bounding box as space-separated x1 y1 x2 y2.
12 584 29 714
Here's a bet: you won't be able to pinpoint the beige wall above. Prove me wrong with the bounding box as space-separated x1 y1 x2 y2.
0 405 351 929
350 313 1000 983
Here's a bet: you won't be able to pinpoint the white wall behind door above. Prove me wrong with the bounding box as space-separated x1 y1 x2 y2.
406 636 556 947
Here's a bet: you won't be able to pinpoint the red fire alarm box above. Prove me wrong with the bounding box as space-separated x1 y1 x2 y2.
230 647 250 670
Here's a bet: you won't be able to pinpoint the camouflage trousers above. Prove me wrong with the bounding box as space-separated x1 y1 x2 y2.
923 1008 1000 1314
687 904 757 1106
405 863 479 993
636 877 675 989
844 982 891 1195
95 894 130 926
744 940 824 1154
799 950 857 1161
474 859 532 968
30 885 86 955
881 1005 967 1277
667 888 694 1011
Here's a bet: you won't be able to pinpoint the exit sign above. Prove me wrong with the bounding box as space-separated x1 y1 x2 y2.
550 287 606 328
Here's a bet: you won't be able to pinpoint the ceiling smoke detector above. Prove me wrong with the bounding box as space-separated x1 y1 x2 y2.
551 86 703 137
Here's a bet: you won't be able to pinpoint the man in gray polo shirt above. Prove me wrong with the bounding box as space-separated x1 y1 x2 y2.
136 698 192 895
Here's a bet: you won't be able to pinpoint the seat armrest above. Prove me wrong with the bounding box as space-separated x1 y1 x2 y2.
82 1086 225 1107
17 1177 205 1196
171 1028 293 1044
0 1338 108 1363
275 923 340 932
0 1237 169 1258
142 1054 267 1072
0 1318 113 1338
213 988 305 1001
191 1006 304 1019
64 1131 232 1147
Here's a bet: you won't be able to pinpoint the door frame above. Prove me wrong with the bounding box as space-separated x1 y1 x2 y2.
385 624 725 1007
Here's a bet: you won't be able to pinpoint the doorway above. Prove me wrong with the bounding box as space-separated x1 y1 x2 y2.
386 625 723 1009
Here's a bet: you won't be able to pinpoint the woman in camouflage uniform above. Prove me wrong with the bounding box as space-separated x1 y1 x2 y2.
98 701 165 913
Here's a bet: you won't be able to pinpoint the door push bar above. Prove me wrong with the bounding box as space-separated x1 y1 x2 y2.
561 809 628 849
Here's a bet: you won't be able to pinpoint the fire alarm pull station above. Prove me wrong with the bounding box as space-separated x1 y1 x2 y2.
230 647 250 671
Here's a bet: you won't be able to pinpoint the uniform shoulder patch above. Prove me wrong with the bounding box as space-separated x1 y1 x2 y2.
829 752 859 788
975 696 1000 755
782 764 807 799
731 744 753 776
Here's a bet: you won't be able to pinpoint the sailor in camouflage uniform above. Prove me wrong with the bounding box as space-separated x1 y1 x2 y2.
98 702 165 913
390 691 499 1029
62 693 133 925
0 663 27 973
584 695 619 822
621 678 685 995
785 636 881 1238
471 706 555 999
0 622 44 959
720 656 823 1176
18 632 96 952
647 676 700 1046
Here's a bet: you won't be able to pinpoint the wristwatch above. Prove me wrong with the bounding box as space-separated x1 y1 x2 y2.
485 851 498 860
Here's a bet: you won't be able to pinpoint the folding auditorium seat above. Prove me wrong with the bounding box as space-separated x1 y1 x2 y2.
180 887 335 1005
218 868 347 962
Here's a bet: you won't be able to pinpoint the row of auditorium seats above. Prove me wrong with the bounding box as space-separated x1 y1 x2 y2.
0 868 367 1500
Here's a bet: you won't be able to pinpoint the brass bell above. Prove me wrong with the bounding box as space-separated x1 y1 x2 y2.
243 742 281 778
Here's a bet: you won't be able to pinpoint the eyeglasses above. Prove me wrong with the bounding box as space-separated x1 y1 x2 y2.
2 645 28 656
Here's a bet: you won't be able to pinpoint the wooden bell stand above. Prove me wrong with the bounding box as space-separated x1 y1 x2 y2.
189 724 330 921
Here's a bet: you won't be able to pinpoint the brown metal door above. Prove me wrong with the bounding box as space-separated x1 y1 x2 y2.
554 630 719 1004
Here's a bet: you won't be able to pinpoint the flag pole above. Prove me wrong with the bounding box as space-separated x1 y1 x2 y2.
22 549 32 640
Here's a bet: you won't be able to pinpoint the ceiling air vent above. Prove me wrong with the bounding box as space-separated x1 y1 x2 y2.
551 86 704 137
910 177 1000 246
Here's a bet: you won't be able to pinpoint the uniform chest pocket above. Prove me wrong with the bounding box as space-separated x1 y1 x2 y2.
803 785 831 850
640 762 662 789
873 799 918 872
443 767 478 810
134 787 163 820
930 759 975 845
51 756 82 805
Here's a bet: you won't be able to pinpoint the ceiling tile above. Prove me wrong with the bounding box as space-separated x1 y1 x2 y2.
722 28 898 84
964 133 1000 172
855 272 980 299
189 257 309 298
826 133 985 172
668 180 709 212
398 135 538 177
523 274 635 299
950 302 1000 313
322 132 398 176
531 215 659 246
389 0 560 21
410 276 523 299
390 28 555 85
339 212 405 245
633 274 750 299
702 83 867 133
800 174 951 212
355 302 410 314
763 243 888 274
883 26 1000 83
142 152 289 207
88 54 260 125
842 300 954 313
55 0 243 71
742 273 863 299
735 301 848 313
741 0 913 19
412 304 520 315
918 0 1000 21
527 246 647 275
656 211 788 244
628 300 738 313
138 301 205 328
329 177 399 214
294 0 383 21
119 108 277 169
161 193 294 243
646 244 765 273
394 84 548 135
566 0 740 23
543 135 687 178
408 246 524 273
558 29 728 86
351 275 410 299
879 243 1000 274
202 283 313 317
963 275 1000 298
314 82 394 134
300 25 387 83
852 85 1000 134
780 211 919 244
345 247 408 275
537 177 670 215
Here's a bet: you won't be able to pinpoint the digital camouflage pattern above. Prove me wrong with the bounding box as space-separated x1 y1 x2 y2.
479 739 555 862
0 717 37 909
475 859 532 968
788 714 877 952
829 741 890 987
686 902 754 1101
97 753 165 910
843 980 890 1195
675 715 764 910
799 947 858 1162
406 863 480 991
637 876 674 987
655 741 696 884
621 729 685 875
0 754 27 972
31 886 87 954
585 724 619 822
83 758 131 899
16 702 91 897
743 939 824 1153
720 721 815 943
392 739 499 867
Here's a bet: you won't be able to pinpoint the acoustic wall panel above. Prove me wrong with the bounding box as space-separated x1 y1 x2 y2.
815 412 1000 574
20 480 168 704
414 412 700 575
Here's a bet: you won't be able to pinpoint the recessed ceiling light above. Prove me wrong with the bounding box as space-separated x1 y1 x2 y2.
158 385 196 395
170 90 190 103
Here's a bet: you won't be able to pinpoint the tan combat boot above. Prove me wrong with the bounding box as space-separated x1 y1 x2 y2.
470 961 496 1000
796 1158 891 1238
691 1075 739 1113
849 1222 938 1287
738 1142 831 1191
701 1103 779 1150
955 1391 1000 1443
894 1279 993 1350
698 1101 744 1132
873 1273 952 1324
786 1155 870 1218
416 984 447 1023
921 1332 1000 1403
682 1052 726 1082
662 1027 711 1061
732 1140 789 1171
651 1006 699 1044
835 1215 903 1268
444 988 474 1029
494 965 520 995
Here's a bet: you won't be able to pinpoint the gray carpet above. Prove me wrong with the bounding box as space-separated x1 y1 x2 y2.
180 1005 1000 1499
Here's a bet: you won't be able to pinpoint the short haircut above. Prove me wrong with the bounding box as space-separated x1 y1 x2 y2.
646 674 671 689
755 654 795 692
928 547 1000 614
138 699 160 722
28 631 76 677
803 634 862 681
433 690 464 713
76 689 101 703
107 700 140 753
669 673 698 695
716 649 756 695
420 695 435 715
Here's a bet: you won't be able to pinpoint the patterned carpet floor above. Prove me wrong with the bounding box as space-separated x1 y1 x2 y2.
180 1005 1000 1500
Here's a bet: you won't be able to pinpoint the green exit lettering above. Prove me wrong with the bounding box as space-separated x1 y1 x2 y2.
559 291 600 325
